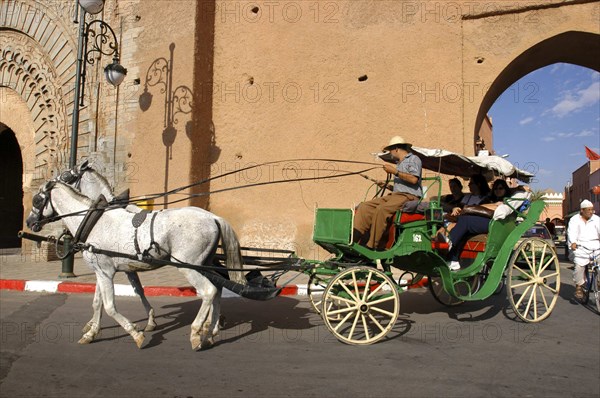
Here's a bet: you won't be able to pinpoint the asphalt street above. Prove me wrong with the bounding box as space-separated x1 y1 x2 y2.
1 263 599 398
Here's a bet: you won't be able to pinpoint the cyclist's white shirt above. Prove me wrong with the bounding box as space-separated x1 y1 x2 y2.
567 213 600 266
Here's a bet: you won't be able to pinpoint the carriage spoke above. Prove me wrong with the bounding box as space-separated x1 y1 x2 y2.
511 279 537 289
361 314 370 341
362 272 373 302
367 313 385 332
327 305 358 316
367 280 390 301
368 294 397 306
327 294 357 307
523 287 535 319
351 271 360 300
369 306 396 318
519 247 535 271
332 311 356 332
512 263 533 280
340 279 359 302
515 284 533 308
347 310 361 340
537 284 550 311
533 286 538 319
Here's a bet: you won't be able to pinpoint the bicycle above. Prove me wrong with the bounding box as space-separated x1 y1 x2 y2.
577 246 600 314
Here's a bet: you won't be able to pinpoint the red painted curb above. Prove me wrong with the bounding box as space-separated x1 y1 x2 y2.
279 285 298 296
143 286 198 297
0 279 26 291
57 282 96 294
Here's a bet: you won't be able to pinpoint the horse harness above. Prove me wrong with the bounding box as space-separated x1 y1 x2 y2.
131 210 163 260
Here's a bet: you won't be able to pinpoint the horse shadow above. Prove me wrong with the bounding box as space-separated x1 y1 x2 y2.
140 295 316 349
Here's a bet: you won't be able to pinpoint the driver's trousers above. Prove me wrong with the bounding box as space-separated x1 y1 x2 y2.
353 192 418 250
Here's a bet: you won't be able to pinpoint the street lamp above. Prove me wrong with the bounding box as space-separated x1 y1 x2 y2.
69 0 127 168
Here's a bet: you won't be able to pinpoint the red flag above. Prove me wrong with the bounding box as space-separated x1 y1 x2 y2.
585 146 600 160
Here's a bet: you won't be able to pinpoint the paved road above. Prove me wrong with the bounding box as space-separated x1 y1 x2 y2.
1 264 599 398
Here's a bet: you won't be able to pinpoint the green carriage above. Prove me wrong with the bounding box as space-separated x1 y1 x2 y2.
305 152 560 346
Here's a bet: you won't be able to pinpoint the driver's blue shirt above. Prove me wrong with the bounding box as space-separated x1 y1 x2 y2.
394 152 423 198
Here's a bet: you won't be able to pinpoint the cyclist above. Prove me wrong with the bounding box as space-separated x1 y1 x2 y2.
567 200 600 301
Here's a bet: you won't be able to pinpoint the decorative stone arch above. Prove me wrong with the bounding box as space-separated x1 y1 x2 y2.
0 0 91 180
473 31 600 146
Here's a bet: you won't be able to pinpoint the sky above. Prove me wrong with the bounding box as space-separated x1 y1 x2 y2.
489 63 599 193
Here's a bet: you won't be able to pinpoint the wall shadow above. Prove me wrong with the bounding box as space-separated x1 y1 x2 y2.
189 0 219 210
139 44 194 208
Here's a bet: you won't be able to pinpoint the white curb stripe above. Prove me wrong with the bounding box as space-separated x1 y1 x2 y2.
25 280 60 293
114 283 137 296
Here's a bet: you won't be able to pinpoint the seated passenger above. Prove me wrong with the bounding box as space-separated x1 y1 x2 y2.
441 178 465 213
446 179 512 271
353 136 423 250
447 174 491 219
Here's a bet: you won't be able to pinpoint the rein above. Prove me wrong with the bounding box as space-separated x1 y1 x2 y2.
40 158 383 225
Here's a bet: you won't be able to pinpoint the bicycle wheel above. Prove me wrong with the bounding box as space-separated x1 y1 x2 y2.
582 266 592 305
594 268 600 314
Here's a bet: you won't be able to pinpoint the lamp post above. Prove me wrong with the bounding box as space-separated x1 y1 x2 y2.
69 0 127 168
60 0 126 278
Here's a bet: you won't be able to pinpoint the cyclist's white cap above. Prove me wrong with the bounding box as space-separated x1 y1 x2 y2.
580 199 593 209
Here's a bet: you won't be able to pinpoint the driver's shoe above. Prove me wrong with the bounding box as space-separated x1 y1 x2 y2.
574 284 585 301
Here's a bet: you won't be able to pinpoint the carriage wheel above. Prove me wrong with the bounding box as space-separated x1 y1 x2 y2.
322 267 400 345
507 238 560 322
307 273 334 316
428 274 480 307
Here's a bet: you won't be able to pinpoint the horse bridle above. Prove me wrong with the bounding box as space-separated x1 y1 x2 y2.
56 159 91 188
30 181 57 232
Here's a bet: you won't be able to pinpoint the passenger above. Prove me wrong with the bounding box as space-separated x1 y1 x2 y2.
448 174 491 219
440 178 465 213
353 136 423 250
567 200 600 301
446 179 512 271
544 217 557 237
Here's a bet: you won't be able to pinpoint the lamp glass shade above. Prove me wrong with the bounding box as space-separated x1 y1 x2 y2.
79 0 105 14
104 62 127 87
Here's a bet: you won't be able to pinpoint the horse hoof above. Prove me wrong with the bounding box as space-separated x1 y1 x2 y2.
144 323 156 332
78 335 93 345
201 337 215 350
191 335 202 351
133 331 145 348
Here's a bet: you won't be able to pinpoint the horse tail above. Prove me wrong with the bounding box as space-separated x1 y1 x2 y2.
214 217 246 285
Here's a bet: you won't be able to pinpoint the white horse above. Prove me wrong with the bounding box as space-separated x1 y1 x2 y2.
57 162 158 332
27 180 246 350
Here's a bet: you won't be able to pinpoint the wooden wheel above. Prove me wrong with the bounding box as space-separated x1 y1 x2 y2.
307 272 334 315
507 238 560 322
322 267 400 345
429 274 480 306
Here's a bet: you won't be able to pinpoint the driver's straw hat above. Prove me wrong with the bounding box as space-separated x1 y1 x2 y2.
580 199 594 209
383 136 412 151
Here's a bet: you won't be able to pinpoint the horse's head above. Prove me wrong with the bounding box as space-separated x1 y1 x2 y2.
26 180 58 232
56 160 118 202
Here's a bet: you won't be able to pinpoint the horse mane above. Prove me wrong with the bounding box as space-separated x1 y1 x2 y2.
56 182 94 206
85 168 113 192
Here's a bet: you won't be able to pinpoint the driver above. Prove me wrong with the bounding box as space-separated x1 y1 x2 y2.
567 199 600 301
353 136 422 250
